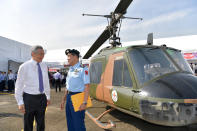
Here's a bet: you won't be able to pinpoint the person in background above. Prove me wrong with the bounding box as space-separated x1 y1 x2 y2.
14 71 18 82
60 49 90 131
194 63 197 76
8 70 15 92
62 72 67 85
48 72 53 87
190 63 193 70
2 72 7 92
61 72 65 86
51 73 55 87
0 71 3 92
53 70 61 92
15 45 50 131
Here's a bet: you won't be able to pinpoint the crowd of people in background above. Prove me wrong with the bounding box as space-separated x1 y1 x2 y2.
48 70 67 92
0 70 17 92
0 68 68 93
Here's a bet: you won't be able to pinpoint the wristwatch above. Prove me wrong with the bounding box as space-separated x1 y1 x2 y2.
82 101 87 105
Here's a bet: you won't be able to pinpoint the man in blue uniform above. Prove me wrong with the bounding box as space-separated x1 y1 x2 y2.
60 49 90 131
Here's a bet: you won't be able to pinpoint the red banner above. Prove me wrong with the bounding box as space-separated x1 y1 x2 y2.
184 53 194 59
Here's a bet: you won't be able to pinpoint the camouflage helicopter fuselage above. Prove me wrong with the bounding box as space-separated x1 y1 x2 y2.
89 44 197 126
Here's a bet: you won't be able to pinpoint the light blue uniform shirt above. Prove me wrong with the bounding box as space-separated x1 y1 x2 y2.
66 62 90 92
2 74 7 81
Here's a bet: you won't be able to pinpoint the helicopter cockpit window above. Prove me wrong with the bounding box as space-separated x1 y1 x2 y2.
89 61 102 84
113 59 123 86
129 48 178 85
166 49 193 73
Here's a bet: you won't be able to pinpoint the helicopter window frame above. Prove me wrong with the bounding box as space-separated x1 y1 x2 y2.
112 59 123 86
123 60 133 88
128 47 179 85
164 48 193 74
112 58 133 87
89 61 102 84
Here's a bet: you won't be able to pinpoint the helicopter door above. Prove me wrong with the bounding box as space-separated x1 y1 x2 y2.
112 58 134 110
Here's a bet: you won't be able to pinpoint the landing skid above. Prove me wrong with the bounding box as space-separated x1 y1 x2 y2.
85 108 116 129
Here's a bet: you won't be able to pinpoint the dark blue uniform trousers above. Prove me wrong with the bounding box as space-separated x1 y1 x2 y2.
66 93 86 131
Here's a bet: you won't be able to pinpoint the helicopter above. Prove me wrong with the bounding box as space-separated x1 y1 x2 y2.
82 0 197 129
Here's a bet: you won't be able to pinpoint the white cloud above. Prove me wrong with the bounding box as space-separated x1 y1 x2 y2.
123 8 193 31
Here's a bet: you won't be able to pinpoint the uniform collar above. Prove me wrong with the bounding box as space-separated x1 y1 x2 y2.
71 62 80 70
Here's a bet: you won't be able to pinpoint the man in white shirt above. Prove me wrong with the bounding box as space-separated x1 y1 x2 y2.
53 70 61 92
15 45 50 131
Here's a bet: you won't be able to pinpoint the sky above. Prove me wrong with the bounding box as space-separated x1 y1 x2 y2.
44 35 197 63
0 0 197 62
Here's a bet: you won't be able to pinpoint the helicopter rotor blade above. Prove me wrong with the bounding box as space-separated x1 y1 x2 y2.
121 16 143 20
83 27 113 59
82 14 112 18
83 0 134 59
114 0 133 14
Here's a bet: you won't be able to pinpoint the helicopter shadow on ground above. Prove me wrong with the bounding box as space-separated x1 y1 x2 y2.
107 109 197 131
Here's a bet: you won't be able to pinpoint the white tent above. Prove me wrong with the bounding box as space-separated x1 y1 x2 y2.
0 36 31 72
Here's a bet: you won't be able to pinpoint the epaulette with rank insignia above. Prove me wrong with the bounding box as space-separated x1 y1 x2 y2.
80 64 85 68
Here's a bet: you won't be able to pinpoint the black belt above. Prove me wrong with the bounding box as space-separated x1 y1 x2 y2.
23 92 45 96
67 91 81 95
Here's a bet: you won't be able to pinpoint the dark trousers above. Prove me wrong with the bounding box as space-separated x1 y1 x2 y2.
55 79 61 92
0 81 3 91
23 93 47 131
66 93 86 131
8 80 14 92
2 80 5 91
62 78 66 85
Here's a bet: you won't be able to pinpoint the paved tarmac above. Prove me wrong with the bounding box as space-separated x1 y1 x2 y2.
0 88 197 131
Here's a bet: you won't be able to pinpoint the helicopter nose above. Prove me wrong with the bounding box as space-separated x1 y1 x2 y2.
142 72 197 99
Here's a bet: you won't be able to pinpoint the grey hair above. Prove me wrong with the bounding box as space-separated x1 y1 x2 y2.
31 45 44 53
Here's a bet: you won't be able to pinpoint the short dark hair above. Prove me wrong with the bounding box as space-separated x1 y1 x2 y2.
65 49 80 58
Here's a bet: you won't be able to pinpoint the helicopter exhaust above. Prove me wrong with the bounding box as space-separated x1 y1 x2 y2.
85 108 116 129
147 33 153 45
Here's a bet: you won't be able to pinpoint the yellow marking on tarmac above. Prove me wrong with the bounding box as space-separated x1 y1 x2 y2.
21 129 24 131
33 120 36 126
0 92 14 96
46 107 48 112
